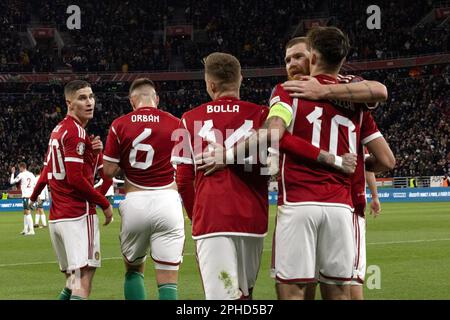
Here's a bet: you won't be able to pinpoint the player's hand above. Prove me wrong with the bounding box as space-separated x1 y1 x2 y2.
369 197 381 218
10 166 15 174
90 135 103 155
102 205 114 226
266 148 280 175
340 153 357 174
194 142 227 176
282 76 326 100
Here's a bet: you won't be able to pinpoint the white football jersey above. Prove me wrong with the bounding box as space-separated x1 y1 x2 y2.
10 170 36 198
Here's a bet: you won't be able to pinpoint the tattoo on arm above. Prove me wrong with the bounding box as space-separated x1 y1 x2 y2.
317 150 334 167
363 81 375 100
344 84 353 101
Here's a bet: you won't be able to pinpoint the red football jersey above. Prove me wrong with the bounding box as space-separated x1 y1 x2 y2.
172 96 269 239
104 107 179 189
270 75 381 208
44 116 109 220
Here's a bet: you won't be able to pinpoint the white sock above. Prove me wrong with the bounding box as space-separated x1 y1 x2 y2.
35 214 40 225
26 215 34 233
41 214 47 227
23 215 27 232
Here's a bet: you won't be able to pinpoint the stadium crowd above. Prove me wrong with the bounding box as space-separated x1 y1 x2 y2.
1 0 448 72
1 64 449 189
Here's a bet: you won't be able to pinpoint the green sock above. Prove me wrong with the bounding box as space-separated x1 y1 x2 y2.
158 283 178 300
124 271 147 300
70 295 86 300
58 287 72 300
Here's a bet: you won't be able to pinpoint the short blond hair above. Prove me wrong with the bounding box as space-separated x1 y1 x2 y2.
204 52 241 91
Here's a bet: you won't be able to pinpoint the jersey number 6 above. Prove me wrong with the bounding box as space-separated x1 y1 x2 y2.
129 128 155 170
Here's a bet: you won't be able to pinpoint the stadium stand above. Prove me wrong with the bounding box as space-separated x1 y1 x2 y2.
1 63 449 188
1 1 448 72
1 0 450 189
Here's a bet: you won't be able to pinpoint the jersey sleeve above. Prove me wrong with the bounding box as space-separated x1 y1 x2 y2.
361 111 383 145
62 126 110 209
176 163 195 220
171 117 194 165
279 132 321 162
104 122 121 163
267 84 295 127
63 125 87 164
10 172 21 185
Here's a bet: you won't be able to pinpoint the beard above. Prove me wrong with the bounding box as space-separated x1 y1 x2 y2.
287 66 308 80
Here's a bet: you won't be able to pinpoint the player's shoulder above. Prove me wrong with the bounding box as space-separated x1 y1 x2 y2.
181 103 206 120
109 114 127 131
24 170 34 178
60 116 86 140
270 83 286 95
156 108 180 123
237 100 270 116
269 83 291 105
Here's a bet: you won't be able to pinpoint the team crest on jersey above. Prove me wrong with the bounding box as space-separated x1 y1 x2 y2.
76 142 85 156
95 251 100 261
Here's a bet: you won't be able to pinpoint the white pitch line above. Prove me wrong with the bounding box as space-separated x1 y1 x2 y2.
1 238 450 268
366 238 450 245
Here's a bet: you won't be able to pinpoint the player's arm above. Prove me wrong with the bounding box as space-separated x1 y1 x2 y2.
94 178 103 189
366 170 381 217
176 164 195 220
364 137 396 173
97 157 113 195
282 76 388 104
361 112 395 173
30 166 49 202
171 118 196 219
9 168 21 184
103 123 124 178
197 102 356 174
102 161 123 178
65 161 111 208
63 131 112 220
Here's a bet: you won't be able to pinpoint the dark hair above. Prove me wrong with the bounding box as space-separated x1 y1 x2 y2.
307 26 350 69
285 36 308 50
129 78 156 95
64 80 91 98
204 52 241 90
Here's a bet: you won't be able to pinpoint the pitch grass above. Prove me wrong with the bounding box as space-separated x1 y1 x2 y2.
0 202 449 300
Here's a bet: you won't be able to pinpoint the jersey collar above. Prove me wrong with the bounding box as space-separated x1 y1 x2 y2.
314 74 339 84
66 115 83 126
215 96 239 102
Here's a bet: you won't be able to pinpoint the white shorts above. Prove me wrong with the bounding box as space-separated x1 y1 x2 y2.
119 190 185 270
352 214 366 285
196 236 264 300
49 214 100 272
273 205 354 285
